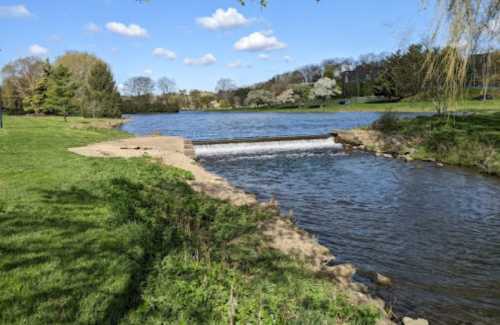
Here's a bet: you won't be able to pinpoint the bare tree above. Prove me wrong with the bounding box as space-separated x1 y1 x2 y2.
1 56 46 100
215 78 237 93
157 77 177 95
123 76 155 96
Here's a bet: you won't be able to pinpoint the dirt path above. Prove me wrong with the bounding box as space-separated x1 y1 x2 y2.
69 136 256 206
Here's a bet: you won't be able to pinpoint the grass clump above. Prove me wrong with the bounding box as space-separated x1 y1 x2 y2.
376 112 500 175
0 115 380 324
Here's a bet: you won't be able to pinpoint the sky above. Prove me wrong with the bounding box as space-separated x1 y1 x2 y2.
0 0 435 91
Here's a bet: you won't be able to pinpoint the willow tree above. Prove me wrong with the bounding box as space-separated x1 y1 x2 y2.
422 0 500 112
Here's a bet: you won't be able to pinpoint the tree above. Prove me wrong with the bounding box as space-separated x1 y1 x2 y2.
124 76 155 96
157 77 177 95
244 89 274 107
215 78 237 93
1 79 23 114
309 78 340 103
23 60 51 114
85 61 121 118
43 65 76 118
276 89 299 105
1 56 46 112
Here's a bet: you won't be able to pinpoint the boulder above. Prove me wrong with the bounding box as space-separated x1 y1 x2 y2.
402 317 429 325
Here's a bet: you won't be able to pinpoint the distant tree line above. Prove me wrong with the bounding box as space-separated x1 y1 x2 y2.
0 52 182 117
217 44 499 110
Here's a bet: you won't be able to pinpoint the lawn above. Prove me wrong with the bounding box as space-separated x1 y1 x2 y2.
223 99 500 113
0 115 380 324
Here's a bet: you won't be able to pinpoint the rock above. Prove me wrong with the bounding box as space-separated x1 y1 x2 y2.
328 263 356 280
374 272 392 286
383 153 393 159
335 132 363 146
349 282 369 293
402 317 429 325
359 270 392 286
437 162 444 167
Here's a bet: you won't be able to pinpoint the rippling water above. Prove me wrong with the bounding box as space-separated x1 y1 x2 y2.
201 151 500 324
124 112 500 324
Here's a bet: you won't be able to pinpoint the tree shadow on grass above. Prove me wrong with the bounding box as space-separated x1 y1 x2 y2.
0 183 149 324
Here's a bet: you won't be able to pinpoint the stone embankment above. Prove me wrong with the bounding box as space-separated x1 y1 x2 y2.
70 135 428 325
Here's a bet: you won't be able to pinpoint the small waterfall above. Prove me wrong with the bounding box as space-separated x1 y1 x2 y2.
193 135 343 158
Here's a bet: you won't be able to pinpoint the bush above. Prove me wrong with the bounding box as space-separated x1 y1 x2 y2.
121 95 179 114
372 111 401 132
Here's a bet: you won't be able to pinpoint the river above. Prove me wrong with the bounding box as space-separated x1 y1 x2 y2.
123 112 500 324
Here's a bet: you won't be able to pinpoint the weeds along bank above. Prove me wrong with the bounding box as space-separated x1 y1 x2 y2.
337 112 500 176
0 116 384 324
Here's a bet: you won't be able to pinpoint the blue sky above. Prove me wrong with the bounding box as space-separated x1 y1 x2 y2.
0 0 434 91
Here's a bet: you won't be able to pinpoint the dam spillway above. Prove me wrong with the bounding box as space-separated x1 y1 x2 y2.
189 133 343 158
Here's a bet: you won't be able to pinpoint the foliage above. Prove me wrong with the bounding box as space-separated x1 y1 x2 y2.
123 76 156 96
0 116 380 324
1 56 46 112
310 77 340 102
121 95 180 114
371 111 401 132
276 88 299 105
85 61 122 118
379 112 500 175
43 65 77 116
244 89 274 107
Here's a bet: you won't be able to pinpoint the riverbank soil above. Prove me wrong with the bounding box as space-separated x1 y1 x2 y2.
338 112 500 176
0 116 388 324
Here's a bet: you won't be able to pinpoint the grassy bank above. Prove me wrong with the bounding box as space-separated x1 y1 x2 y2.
375 112 500 176
0 116 380 324
220 99 500 113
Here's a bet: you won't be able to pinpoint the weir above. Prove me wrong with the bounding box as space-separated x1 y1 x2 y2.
187 132 343 158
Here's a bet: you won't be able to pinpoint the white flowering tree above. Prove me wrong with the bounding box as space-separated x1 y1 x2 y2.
276 89 299 105
309 77 340 103
244 89 274 107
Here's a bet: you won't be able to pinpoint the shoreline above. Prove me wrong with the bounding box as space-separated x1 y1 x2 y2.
69 132 430 325
335 127 500 178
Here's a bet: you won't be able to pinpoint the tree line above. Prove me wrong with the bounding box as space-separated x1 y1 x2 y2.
0 52 182 117
219 44 499 111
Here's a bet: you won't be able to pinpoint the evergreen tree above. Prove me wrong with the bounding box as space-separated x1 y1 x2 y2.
43 65 76 118
23 60 51 114
85 61 121 118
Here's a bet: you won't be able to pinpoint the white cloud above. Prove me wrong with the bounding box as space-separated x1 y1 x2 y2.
258 54 270 60
184 53 217 66
85 22 101 33
227 60 251 69
197 7 249 31
29 44 48 56
106 22 149 38
144 69 153 76
234 32 287 52
0 5 31 18
153 48 177 60
284 55 293 63
227 60 242 68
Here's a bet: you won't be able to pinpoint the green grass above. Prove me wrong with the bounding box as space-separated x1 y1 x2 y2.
376 112 500 175
222 99 500 113
0 115 380 324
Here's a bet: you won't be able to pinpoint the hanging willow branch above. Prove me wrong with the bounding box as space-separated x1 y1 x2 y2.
422 0 500 112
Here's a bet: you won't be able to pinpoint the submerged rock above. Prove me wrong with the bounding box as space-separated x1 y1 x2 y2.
402 316 429 325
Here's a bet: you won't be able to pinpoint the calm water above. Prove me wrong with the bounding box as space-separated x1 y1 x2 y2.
123 111 401 139
124 112 500 324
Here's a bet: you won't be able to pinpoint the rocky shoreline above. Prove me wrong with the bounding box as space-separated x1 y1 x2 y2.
69 134 428 325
